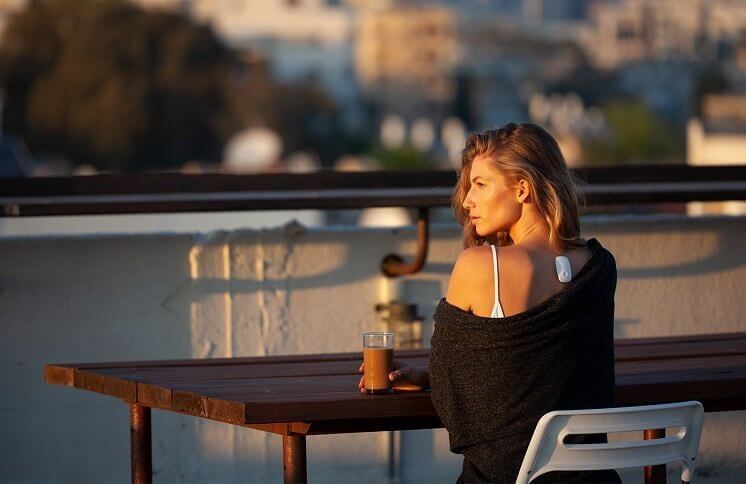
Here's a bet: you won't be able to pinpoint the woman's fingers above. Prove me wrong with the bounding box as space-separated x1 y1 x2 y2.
359 363 425 392
358 362 365 392
391 367 425 391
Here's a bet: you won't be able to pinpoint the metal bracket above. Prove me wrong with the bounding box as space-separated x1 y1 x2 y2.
380 207 430 277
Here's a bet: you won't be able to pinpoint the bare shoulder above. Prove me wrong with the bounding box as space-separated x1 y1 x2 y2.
445 246 492 312
450 246 493 284
456 245 493 267
494 243 532 273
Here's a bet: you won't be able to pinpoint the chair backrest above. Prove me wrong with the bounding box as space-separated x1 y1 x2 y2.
516 401 704 484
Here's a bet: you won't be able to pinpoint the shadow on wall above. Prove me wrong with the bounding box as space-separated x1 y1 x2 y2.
590 217 746 340
163 223 459 311
615 227 746 279
170 218 746 349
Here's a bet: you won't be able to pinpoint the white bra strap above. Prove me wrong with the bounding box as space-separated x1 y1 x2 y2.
491 245 499 301
490 245 504 318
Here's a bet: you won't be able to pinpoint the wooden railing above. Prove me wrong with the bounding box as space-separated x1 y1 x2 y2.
2 165 745 217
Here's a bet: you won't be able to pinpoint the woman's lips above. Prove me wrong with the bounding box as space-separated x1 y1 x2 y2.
470 216 479 223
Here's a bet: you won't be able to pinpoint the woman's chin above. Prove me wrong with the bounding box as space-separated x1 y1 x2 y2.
476 227 501 238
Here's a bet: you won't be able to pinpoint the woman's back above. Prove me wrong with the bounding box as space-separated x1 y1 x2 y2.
430 238 619 483
447 243 593 318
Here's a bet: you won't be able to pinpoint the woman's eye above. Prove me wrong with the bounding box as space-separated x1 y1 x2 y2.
476 182 485 188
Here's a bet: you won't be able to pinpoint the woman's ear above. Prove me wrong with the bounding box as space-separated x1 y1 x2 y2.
516 179 531 204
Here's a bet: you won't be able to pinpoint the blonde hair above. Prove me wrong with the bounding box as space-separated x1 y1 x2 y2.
453 122 586 251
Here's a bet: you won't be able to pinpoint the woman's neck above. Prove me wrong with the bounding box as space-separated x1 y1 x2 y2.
508 208 551 248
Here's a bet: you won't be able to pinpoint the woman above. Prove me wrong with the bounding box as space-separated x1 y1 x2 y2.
359 122 620 483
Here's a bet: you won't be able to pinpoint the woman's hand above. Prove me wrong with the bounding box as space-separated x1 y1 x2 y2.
358 359 429 392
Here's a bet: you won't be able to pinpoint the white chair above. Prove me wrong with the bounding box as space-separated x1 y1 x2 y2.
516 401 704 484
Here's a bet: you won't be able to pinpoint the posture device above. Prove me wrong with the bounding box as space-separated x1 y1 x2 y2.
555 256 572 283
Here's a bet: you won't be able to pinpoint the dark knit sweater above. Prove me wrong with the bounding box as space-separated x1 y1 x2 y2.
429 238 620 483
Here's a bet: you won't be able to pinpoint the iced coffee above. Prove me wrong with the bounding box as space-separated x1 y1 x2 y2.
363 332 394 394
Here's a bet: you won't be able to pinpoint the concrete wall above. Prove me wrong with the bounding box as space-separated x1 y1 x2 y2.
1 215 744 483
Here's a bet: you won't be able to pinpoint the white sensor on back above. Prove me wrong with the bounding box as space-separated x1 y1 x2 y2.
555 256 572 283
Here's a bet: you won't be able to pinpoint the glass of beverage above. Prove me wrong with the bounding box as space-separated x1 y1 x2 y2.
363 332 394 394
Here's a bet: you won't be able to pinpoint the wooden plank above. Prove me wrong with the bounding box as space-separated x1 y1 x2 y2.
616 376 746 411
74 369 136 401
162 374 361 395
615 338 746 361
47 333 746 378
141 355 745 396
167 382 434 424
75 369 106 394
614 332 746 347
616 354 746 373
171 389 209 418
242 392 436 424
140 356 746 405
94 359 371 382
137 383 171 408
45 349 429 371
617 364 746 387
44 365 75 386
206 398 248 425
165 386 247 425
616 360 746 407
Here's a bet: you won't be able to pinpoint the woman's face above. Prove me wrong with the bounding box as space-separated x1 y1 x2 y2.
462 155 521 237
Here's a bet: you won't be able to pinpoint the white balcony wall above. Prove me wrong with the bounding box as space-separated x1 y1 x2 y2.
1 215 744 483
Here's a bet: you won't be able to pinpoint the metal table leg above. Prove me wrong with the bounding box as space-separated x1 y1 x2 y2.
130 404 152 484
643 428 666 484
283 434 307 484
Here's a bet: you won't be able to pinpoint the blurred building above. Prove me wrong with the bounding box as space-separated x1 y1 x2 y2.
440 0 590 26
455 12 589 130
355 5 458 120
586 0 704 69
706 0 746 52
615 59 699 124
734 43 746 76
574 0 746 126
689 93 746 166
190 0 350 43
687 93 746 215
144 0 365 131
528 91 605 166
586 0 746 70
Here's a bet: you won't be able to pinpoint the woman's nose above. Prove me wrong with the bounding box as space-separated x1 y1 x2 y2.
463 195 474 210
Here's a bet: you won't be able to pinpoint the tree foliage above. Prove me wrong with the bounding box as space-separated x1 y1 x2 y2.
581 100 683 165
0 0 356 173
0 0 241 172
370 144 431 170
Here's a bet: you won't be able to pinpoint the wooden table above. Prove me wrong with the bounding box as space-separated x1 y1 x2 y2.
45 332 746 484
